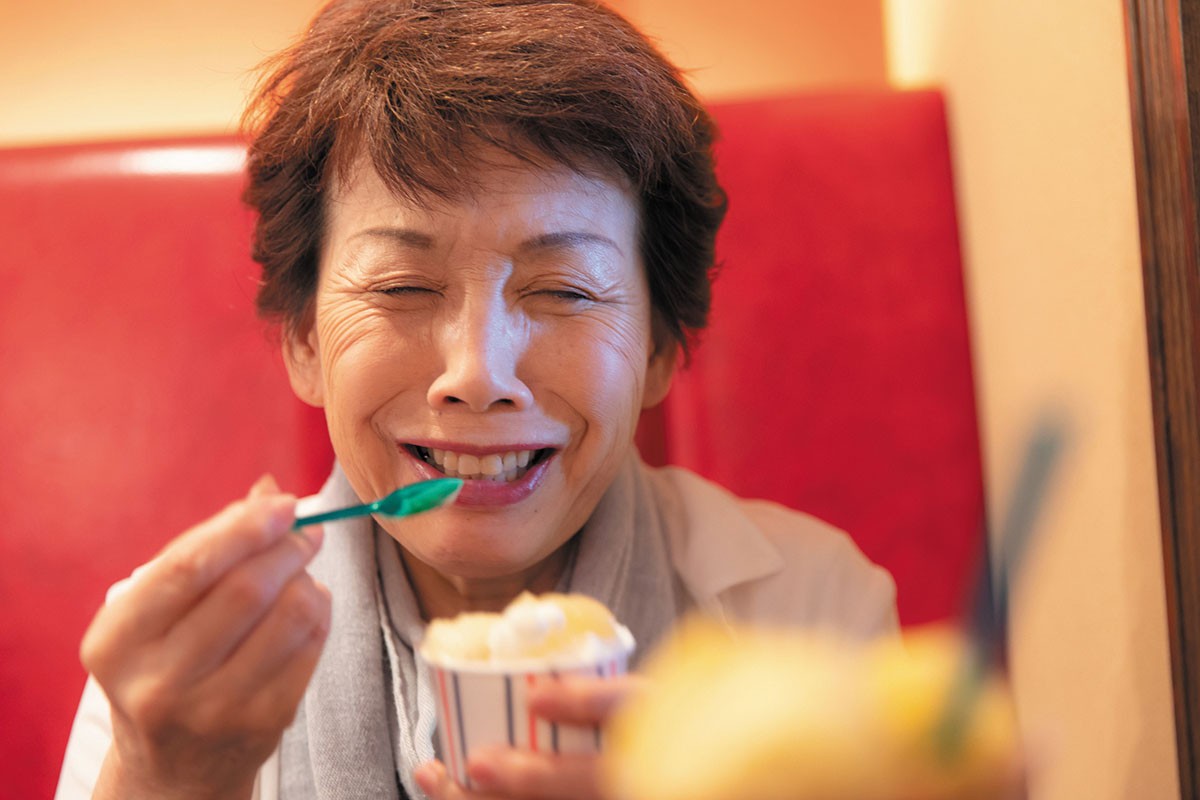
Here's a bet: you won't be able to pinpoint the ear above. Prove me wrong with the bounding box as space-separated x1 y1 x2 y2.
642 341 678 409
282 313 326 408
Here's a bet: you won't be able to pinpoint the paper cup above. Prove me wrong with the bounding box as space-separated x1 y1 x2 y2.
421 629 635 790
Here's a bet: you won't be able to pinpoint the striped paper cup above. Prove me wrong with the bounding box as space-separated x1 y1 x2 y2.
421 630 635 790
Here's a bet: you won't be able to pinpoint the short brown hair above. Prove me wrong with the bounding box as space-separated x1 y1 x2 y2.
243 0 727 354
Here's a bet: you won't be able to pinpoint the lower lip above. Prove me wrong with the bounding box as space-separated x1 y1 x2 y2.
402 449 553 507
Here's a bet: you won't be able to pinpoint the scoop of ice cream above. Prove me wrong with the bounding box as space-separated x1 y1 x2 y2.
419 612 498 662
421 591 632 667
603 618 1021 800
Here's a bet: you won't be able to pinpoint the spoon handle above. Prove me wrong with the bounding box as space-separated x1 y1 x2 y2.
292 502 376 529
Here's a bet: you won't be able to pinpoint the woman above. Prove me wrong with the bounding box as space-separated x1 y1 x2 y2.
56 1 897 798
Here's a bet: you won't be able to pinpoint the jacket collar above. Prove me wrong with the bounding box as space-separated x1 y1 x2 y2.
645 464 785 609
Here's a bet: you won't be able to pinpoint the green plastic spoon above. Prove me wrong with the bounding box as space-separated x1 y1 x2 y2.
291 477 464 530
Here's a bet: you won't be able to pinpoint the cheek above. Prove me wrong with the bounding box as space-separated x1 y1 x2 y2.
540 317 652 432
317 302 428 403
314 305 432 477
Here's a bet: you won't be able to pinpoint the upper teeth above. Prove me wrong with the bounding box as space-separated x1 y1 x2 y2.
427 448 536 481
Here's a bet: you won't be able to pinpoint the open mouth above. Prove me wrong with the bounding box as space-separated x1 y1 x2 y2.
405 445 554 482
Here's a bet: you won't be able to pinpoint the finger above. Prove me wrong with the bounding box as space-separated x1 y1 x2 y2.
178 597 328 754
217 573 331 693
467 748 603 800
229 582 331 734
414 761 449 799
114 494 295 633
527 674 644 726
91 493 298 649
414 760 509 800
180 576 329 733
159 525 324 679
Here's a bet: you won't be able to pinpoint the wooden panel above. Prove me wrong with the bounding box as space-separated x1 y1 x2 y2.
1124 1 1200 796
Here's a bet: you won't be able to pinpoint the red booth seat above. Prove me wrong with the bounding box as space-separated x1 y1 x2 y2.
648 90 984 628
0 89 982 799
0 138 335 800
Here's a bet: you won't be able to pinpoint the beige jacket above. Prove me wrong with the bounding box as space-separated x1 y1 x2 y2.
54 463 897 800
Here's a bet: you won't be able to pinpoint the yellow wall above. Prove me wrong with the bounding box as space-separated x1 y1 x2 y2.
614 0 886 98
0 0 883 146
885 2 1179 798
0 0 323 146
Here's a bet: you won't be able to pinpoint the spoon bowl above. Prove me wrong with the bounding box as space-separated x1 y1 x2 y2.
292 477 464 529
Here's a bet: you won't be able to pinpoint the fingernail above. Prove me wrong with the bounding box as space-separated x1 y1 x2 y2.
301 523 324 552
467 757 497 790
264 494 296 536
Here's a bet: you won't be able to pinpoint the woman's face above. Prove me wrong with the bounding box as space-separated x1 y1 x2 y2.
284 148 674 582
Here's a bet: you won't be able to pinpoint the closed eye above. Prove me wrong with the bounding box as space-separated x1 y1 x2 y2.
540 289 593 301
378 285 439 296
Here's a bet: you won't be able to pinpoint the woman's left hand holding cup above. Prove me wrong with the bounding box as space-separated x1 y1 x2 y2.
415 674 642 800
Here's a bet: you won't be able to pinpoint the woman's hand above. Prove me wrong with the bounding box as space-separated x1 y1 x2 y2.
414 674 643 800
81 476 331 800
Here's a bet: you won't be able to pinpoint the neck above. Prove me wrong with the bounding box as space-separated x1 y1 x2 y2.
398 540 574 621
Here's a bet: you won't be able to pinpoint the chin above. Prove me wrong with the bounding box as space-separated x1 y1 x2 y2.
396 522 561 579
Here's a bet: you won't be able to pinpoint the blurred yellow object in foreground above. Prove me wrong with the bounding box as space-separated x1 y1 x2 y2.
603 618 1022 800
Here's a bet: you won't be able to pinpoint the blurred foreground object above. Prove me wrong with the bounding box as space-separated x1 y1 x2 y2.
604 619 1021 800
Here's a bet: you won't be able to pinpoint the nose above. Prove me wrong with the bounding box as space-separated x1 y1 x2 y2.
427 293 534 412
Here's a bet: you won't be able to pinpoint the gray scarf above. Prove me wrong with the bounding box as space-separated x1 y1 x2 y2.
276 453 684 799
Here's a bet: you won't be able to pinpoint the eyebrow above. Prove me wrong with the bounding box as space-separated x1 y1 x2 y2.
347 227 435 249
518 230 624 257
345 227 623 256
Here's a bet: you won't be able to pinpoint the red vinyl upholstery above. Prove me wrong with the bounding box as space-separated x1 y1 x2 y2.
0 90 982 797
0 139 334 799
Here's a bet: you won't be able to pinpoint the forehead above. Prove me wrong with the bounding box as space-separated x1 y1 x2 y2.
324 147 639 237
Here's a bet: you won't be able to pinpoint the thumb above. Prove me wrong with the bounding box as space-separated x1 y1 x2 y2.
247 473 282 499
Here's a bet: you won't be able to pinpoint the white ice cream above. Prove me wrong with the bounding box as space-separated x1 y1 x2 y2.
421 592 634 668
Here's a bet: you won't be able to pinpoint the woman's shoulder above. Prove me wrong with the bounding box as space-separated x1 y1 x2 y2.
643 463 898 640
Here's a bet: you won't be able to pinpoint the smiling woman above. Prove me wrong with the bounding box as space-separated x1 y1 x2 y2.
53 2 898 800
284 150 672 603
